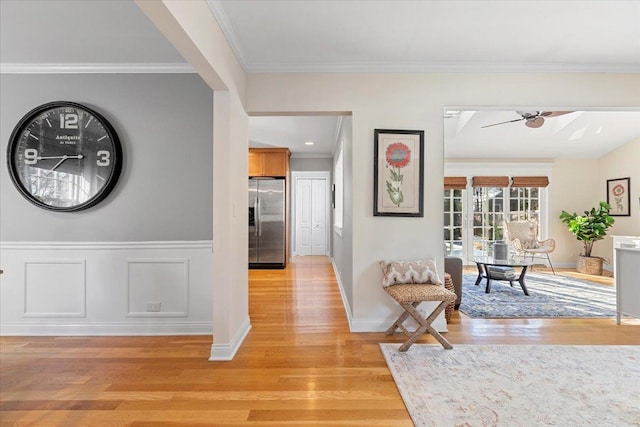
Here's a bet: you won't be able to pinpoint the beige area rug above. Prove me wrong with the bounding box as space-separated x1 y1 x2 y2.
380 344 640 427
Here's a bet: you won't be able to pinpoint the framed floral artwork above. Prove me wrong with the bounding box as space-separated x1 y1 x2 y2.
373 129 424 217
607 177 631 216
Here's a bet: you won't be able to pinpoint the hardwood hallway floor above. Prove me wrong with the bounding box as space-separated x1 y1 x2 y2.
1 256 639 426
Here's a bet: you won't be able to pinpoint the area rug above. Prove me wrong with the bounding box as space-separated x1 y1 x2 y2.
459 272 616 318
380 344 640 427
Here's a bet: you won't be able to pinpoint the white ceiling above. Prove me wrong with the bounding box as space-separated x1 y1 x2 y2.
1 1 639 158
249 116 343 157
212 0 640 73
445 110 640 159
0 0 184 65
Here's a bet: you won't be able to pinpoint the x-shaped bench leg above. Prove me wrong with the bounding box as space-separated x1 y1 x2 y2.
385 302 419 336
397 300 453 352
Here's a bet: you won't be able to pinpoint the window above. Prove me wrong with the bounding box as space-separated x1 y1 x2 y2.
472 187 506 256
510 187 541 223
444 189 464 257
444 174 549 262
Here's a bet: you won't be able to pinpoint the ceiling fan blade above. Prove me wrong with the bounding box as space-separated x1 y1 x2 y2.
481 117 525 128
525 117 545 128
540 111 574 118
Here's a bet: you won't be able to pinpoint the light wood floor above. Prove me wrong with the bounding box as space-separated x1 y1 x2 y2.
1 256 638 426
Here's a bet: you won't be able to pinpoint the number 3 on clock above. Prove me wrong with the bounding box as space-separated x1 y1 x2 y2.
97 150 110 166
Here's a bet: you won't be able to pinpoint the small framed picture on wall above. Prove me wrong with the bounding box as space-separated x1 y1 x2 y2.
606 177 631 216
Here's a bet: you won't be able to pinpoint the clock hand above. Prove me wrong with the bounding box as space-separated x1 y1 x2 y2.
37 155 84 160
45 155 84 175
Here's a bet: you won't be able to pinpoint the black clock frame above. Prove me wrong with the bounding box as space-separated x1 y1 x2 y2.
7 101 123 212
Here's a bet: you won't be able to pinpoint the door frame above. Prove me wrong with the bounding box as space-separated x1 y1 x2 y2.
291 170 332 257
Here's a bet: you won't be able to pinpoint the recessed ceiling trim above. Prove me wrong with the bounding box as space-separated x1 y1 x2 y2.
248 111 352 117
245 61 640 74
0 63 195 74
290 153 334 159
207 0 248 72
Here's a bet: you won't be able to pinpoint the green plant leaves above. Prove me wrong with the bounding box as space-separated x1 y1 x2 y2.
559 202 615 257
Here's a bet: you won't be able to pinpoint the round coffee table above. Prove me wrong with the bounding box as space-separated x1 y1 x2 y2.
472 257 534 296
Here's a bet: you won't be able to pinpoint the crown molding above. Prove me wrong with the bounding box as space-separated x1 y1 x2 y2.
8 61 636 75
244 61 640 74
207 0 248 72
0 63 195 74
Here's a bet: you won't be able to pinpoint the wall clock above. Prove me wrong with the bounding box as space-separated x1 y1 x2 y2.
7 101 123 211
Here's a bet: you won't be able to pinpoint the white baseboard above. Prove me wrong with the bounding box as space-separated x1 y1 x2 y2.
0 321 213 336
209 317 252 361
545 262 613 272
330 257 353 329
351 312 448 333
552 262 577 269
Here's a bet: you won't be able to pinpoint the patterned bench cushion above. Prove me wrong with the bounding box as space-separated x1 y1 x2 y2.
379 259 442 288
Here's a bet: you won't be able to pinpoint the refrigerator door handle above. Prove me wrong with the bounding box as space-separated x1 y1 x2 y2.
254 197 259 237
256 197 261 236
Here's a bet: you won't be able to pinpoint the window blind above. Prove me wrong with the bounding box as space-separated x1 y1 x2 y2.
511 176 550 188
471 176 509 187
444 177 467 190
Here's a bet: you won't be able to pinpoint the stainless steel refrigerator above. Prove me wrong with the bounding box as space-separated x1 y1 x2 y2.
249 178 286 268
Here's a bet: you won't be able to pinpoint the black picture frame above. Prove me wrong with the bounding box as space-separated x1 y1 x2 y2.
373 129 424 217
607 177 631 216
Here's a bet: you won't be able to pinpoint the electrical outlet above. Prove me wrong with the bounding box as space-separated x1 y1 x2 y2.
146 302 161 312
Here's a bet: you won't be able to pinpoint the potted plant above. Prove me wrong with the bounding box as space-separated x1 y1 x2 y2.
559 201 615 275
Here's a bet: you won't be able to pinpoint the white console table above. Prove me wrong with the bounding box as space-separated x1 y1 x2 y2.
615 247 640 324
611 235 640 278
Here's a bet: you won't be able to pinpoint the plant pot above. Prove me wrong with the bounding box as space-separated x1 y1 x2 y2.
576 255 603 275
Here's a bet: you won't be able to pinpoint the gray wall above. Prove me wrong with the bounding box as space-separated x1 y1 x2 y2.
331 117 353 309
290 157 333 172
0 73 213 241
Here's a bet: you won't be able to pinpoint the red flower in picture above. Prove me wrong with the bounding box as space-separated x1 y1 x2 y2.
612 184 625 196
385 143 411 168
384 142 412 207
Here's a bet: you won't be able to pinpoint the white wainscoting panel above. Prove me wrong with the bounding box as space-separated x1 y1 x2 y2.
0 241 213 335
24 260 86 318
127 259 189 317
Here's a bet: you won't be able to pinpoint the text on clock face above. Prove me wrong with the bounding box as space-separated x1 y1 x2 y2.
56 135 80 144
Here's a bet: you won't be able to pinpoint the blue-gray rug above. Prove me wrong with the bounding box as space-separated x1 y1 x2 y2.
459 273 617 318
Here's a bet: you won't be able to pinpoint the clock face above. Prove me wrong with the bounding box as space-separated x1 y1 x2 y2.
7 102 123 211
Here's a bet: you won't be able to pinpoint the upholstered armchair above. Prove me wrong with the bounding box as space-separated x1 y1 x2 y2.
505 220 556 274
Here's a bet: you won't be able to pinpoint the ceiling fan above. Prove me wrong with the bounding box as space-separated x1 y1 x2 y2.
481 111 574 129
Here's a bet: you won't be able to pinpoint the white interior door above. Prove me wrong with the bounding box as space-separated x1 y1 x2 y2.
296 178 313 256
294 175 329 256
310 179 326 255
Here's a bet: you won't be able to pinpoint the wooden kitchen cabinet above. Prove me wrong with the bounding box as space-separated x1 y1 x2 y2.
248 151 263 176
248 148 290 177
